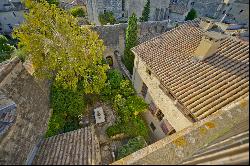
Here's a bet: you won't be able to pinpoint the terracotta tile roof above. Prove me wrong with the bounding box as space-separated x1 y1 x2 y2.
169 4 189 15
132 20 249 121
33 126 101 165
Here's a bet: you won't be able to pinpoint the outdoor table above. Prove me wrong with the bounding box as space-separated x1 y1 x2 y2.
94 107 105 124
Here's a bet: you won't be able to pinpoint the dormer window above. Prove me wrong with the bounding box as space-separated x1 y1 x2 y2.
239 10 244 14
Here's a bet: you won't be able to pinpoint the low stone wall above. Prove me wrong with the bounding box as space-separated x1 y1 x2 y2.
111 97 249 165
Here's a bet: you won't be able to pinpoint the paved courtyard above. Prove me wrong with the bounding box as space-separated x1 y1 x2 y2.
81 101 126 164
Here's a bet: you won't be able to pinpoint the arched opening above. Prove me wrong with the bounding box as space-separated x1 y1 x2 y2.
106 56 113 67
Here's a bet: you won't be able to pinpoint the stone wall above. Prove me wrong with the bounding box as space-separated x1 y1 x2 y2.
86 0 170 25
90 20 174 70
126 0 170 21
0 58 51 164
112 96 249 165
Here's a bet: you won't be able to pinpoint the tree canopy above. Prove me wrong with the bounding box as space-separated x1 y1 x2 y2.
185 8 198 21
140 0 151 22
123 13 138 74
14 0 109 93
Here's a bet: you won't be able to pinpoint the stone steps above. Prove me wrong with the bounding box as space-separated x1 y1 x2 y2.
32 126 101 165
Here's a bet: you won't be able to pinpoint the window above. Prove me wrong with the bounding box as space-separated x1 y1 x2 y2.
122 0 125 11
160 119 175 135
239 9 244 14
149 102 158 115
141 83 148 98
191 2 195 6
146 68 151 76
150 122 156 131
104 9 106 13
156 110 164 121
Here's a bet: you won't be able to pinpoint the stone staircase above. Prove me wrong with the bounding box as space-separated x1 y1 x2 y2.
32 126 101 165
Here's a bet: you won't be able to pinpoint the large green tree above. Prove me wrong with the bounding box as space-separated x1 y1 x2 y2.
185 8 197 21
140 0 150 22
123 13 138 74
14 0 109 93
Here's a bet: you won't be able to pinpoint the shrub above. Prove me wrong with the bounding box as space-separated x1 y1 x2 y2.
46 82 86 137
11 49 27 62
185 8 197 21
117 136 147 160
119 80 135 98
51 83 86 118
99 11 116 25
0 35 15 63
45 111 65 137
106 123 123 137
108 69 124 89
70 6 86 17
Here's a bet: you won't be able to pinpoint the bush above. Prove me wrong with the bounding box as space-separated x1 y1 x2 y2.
45 111 65 137
11 49 27 62
106 123 123 137
117 136 147 160
99 11 116 25
46 82 86 137
185 8 197 21
0 35 16 63
70 6 86 17
103 69 149 140
51 83 86 118
0 53 11 63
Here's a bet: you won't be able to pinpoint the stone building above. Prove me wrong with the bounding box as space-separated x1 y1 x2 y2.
86 0 171 25
0 58 102 165
0 58 51 164
112 96 249 165
0 0 26 34
131 19 249 141
221 0 249 27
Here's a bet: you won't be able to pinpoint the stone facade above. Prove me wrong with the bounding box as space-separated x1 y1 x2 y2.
112 97 249 165
221 0 249 27
0 0 25 34
132 55 193 140
0 58 51 165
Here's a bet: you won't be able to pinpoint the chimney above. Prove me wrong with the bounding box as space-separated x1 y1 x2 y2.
194 31 226 61
199 18 214 31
